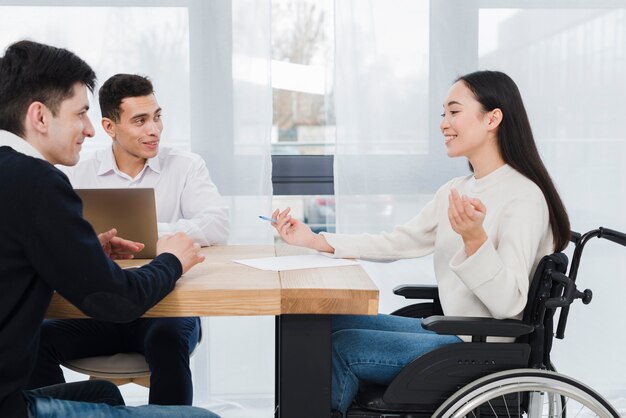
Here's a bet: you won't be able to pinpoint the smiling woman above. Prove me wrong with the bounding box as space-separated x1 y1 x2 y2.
440 82 504 172
270 70 571 416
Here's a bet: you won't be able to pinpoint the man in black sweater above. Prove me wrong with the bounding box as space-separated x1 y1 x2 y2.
0 41 219 417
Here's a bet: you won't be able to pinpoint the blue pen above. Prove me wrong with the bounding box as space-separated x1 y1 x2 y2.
259 215 278 223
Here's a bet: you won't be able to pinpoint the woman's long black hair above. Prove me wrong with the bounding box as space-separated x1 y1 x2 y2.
457 70 570 252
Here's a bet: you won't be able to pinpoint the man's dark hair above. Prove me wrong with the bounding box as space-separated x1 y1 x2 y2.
0 40 96 137
99 74 154 122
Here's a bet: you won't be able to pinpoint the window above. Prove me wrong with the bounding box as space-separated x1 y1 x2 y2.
271 0 334 156
271 0 336 233
0 5 191 153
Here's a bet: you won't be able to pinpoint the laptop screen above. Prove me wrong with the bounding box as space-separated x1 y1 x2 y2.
75 188 158 259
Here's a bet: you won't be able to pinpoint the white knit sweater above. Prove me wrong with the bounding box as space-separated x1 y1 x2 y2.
322 164 553 323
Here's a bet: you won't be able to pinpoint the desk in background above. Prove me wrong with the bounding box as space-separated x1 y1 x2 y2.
47 244 379 418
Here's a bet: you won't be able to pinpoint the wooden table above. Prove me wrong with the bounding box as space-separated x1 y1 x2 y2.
46 244 379 418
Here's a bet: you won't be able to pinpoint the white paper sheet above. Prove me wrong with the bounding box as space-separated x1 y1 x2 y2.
232 254 359 271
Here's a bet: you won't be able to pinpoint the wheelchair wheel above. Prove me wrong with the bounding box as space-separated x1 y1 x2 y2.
432 369 619 418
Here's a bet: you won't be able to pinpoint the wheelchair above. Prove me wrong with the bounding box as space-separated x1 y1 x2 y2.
345 227 626 418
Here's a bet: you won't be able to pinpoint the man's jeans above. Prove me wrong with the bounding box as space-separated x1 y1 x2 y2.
331 314 462 416
24 380 219 418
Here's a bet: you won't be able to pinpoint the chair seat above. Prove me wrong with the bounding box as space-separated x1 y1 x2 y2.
61 321 202 387
62 353 150 379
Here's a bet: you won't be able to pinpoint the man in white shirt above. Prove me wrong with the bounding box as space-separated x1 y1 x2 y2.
27 74 230 405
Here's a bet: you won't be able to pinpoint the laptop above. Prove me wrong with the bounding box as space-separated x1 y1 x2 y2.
75 188 158 259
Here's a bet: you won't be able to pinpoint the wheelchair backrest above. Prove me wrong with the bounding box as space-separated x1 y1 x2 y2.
519 252 569 369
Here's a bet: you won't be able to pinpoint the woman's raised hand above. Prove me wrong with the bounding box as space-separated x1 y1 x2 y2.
448 188 488 256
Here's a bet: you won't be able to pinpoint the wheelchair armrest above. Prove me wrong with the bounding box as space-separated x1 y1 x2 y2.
422 315 534 338
393 284 439 300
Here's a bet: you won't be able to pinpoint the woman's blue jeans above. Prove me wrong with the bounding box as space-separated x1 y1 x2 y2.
23 380 219 418
331 314 462 416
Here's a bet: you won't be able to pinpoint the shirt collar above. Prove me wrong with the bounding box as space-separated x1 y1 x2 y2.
96 146 117 176
0 130 46 160
146 152 161 174
97 145 161 177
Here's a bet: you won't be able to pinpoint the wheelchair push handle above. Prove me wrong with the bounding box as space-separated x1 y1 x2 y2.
556 226 624 340
568 226 626 281
545 270 593 309
598 227 626 247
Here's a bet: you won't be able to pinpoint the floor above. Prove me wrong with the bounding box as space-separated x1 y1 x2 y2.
64 368 275 418
64 368 626 417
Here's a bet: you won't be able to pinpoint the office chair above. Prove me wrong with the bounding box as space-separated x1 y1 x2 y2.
62 325 203 388
344 228 625 417
62 352 152 387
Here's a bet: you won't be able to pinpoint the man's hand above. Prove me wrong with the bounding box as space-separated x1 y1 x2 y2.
157 232 205 274
98 228 145 260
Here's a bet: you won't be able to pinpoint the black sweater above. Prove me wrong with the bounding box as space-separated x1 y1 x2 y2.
0 146 182 417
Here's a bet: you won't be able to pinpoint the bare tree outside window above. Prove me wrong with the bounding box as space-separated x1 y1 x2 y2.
271 0 334 155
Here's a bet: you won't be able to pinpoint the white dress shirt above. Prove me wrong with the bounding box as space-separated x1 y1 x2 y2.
61 146 230 246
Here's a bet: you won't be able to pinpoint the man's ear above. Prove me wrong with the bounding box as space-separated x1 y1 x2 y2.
25 102 50 134
101 118 116 138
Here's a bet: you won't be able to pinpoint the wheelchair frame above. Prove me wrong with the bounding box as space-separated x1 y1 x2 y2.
346 227 626 418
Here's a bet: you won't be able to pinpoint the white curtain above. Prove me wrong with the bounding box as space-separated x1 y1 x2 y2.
334 0 626 409
188 0 275 413
0 1 275 414
334 0 463 313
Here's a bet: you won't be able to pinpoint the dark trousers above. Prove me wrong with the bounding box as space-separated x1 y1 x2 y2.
27 317 201 405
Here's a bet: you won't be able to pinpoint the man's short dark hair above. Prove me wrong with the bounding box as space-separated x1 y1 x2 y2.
99 74 154 122
0 40 96 137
